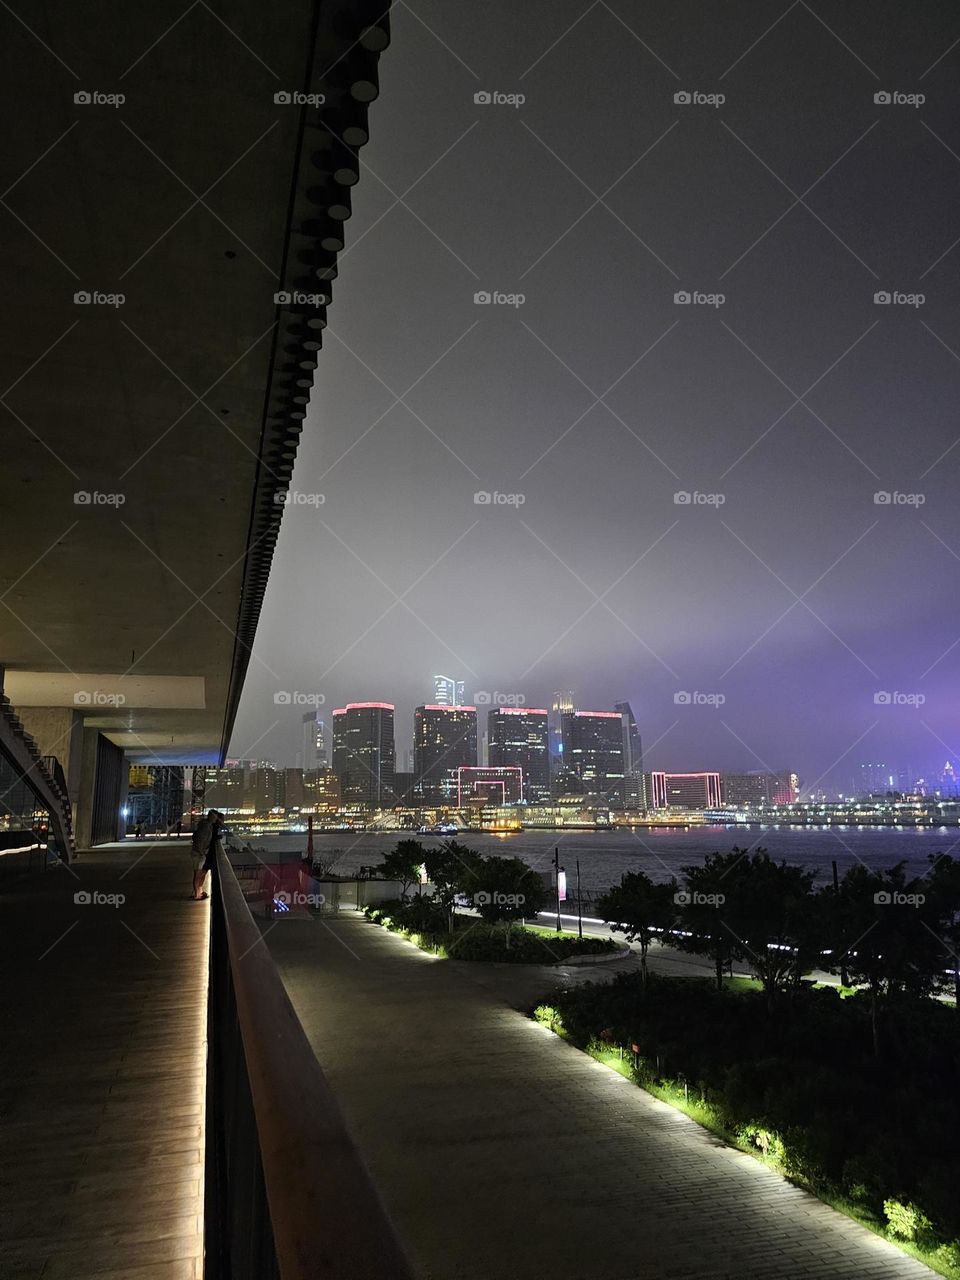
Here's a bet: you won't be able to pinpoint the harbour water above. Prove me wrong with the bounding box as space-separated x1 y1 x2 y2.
234 824 956 896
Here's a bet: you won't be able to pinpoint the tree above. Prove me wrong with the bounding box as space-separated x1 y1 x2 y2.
924 853 960 1006
673 851 744 990
597 870 676 985
470 855 549 947
376 838 426 900
713 850 819 1013
423 840 481 934
830 861 946 1055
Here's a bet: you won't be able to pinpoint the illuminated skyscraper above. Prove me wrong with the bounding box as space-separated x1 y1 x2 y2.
614 701 644 807
332 703 395 810
414 705 477 806
560 710 626 806
433 675 465 706
550 690 575 761
487 707 551 803
301 710 326 770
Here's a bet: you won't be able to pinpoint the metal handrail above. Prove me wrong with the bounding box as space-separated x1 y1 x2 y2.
206 847 414 1279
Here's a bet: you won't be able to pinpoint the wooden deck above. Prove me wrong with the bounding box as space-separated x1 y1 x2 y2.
0 842 208 1279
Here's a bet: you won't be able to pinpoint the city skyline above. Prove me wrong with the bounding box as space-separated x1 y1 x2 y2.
229 0 960 799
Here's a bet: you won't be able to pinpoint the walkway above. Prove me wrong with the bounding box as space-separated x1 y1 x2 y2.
0 842 207 1280
268 912 936 1280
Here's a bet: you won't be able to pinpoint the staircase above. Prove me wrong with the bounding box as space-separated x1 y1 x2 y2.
0 695 76 860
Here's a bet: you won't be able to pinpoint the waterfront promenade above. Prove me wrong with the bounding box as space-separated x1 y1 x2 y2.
268 911 936 1280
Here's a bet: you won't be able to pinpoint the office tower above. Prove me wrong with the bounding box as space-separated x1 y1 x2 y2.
391 771 418 807
723 770 800 807
487 707 551 803
614 700 644 807
244 764 285 814
301 710 326 770
199 761 249 813
550 690 575 763
332 702 396 810
560 710 626 807
302 768 340 812
414 704 477 806
647 771 722 810
284 768 304 809
433 675 465 707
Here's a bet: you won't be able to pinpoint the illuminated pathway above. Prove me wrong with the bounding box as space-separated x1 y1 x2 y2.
269 913 936 1280
1 844 207 1279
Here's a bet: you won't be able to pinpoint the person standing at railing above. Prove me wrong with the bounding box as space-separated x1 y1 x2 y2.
191 809 222 900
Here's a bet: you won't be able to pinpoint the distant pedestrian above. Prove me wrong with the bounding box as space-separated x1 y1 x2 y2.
135 823 145 840
175 819 183 839
191 810 218 899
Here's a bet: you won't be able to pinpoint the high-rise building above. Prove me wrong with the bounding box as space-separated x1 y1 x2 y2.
301 710 326 770
487 707 551 803
391 771 418 807
302 768 340 812
615 701 644 807
332 703 395 811
198 761 250 813
560 710 626 806
647 771 722 810
433 675 465 707
414 705 477 806
284 768 304 809
550 690 575 761
245 764 284 814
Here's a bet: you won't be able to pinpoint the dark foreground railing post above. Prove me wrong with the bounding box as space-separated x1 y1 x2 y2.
205 848 414 1280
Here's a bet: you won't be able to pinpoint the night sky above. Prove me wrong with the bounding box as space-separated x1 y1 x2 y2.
231 0 960 792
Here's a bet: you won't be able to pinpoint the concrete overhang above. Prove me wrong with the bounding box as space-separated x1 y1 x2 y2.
0 1 391 766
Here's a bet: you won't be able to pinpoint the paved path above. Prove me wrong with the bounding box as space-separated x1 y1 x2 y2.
268 912 936 1280
0 842 207 1280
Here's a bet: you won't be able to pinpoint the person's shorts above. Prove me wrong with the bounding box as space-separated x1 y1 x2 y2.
192 853 205 872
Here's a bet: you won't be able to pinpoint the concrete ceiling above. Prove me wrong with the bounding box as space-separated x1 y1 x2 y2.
0 2 390 763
